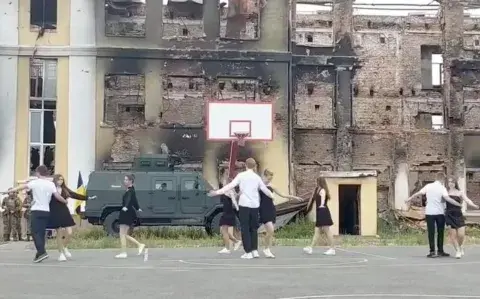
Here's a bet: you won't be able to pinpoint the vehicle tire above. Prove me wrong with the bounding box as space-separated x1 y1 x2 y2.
103 211 120 237
206 212 241 236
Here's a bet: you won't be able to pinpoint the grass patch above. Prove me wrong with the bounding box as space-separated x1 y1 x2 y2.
46 216 480 249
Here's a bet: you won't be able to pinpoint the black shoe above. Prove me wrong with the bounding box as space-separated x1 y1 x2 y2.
437 251 450 257
427 252 437 258
33 253 49 263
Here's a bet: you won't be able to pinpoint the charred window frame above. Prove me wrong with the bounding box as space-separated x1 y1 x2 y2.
219 0 261 40
216 77 259 102
29 59 57 176
104 74 146 126
30 0 57 30
420 45 443 90
162 0 205 39
105 0 147 37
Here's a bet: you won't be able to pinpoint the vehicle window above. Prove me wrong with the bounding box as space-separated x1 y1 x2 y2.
155 180 173 191
184 180 197 190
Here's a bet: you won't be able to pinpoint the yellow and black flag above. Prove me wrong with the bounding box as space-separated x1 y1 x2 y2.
74 171 87 217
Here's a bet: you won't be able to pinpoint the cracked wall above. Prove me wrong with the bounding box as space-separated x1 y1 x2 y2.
293 9 480 208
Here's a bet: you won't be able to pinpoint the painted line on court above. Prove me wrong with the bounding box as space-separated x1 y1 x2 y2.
278 294 480 299
336 247 397 260
0 262 155 270
177 258 368 268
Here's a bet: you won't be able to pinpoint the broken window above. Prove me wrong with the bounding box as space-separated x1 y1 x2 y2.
29 59 57 175
217 78 258 101
105 0 147 37
104 74 146 126
30 0 57 30
415 112 443 130
431 54 444 87
420 45 442 89
162 0 205 39
161 76 205 125
220 0 260 40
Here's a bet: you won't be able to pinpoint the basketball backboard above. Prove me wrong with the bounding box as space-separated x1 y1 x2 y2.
206 101 273 141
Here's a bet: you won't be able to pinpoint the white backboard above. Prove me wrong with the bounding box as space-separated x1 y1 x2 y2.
206 102 273 141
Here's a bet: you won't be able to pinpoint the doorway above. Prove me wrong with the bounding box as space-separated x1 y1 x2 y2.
338 184 361 235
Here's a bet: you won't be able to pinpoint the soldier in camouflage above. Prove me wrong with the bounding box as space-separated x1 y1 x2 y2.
23 190 33 241
2 190 23 241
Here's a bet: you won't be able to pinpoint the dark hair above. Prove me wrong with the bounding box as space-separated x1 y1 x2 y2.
125 174 135 183
316 177 330 200
52 174 70 198
35 165 49 176
448 177 460 190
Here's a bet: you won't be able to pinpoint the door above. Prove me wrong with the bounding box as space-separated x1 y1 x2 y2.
151 177 177 214
180 177 207 214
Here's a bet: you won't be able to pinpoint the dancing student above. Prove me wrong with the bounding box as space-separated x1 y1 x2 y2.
406 172 461 258
209 158 274 259
260 169 303 258
445 177 479 258
115 174 145 259
1 165 67 263
217 180 242 254
303 177 335 256
49 174 87 261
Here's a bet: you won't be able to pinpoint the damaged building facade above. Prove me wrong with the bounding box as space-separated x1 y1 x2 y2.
1 0 480 233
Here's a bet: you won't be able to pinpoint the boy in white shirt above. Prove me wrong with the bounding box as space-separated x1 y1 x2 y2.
2 165 67 263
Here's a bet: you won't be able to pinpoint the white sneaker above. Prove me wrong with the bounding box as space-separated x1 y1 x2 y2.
252 250 260 258
138 244 145 256
233 241 242 251
63 248 72 258
241 253 253 259
324 248 336 256
115 252 128 259
303 246 313 255
460 246 465 256
455 251 462 259
58 253 67 262
218 248 231 254
263 248 275 258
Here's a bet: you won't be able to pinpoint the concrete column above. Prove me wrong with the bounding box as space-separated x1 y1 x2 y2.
441 0 466 209
335 67 353 171
332 0 354 55
0 0 18 192
67 0 96 188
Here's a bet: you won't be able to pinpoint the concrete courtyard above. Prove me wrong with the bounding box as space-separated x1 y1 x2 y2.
1 243 480 299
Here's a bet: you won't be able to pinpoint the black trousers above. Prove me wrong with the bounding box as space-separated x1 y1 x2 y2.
31 211 50 255
425 214 446 253
239 206 259 253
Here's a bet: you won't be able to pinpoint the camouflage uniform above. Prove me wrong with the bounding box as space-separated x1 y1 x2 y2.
23 192 33 241
2 192 22 241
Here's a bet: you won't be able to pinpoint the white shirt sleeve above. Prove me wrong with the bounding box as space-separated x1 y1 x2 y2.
26 180 36 190
418 185 429 195
49 181 57 194
215 174 240 195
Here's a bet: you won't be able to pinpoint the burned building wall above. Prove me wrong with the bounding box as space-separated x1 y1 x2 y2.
293 9 480 207
95 55 290 192
96 0 290 51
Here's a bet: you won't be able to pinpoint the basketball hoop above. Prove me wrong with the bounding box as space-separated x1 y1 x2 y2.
234 132 249 147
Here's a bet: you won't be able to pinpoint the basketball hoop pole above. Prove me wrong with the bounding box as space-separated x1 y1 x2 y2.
228 140 240 180
227 133 247 180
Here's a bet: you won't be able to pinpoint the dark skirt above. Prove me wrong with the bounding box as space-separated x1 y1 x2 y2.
446 210 465 229
316 206 333 227
48 200 75 229
118 209 137 226
260 197 276 224
219 195 237 227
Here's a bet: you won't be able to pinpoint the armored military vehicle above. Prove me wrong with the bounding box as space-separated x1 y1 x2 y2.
84 154 231 236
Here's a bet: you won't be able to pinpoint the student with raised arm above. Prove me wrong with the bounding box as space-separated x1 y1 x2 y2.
208 158 273 259
1 165 67 263
406 172 461 258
